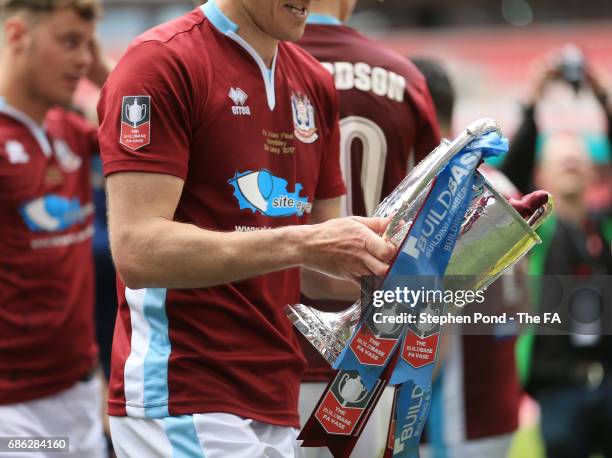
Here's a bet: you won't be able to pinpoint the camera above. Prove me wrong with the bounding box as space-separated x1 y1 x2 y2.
556 44 585 92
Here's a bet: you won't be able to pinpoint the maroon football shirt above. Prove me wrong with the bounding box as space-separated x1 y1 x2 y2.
98 4 344 427
0 105 98 404
297 20 440 382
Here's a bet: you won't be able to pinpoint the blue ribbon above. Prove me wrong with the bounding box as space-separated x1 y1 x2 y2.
388 132 508 457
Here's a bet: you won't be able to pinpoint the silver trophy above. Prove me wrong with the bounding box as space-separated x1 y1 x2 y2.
287 118 553 365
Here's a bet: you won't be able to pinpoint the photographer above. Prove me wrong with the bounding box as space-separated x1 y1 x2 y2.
501 46 612 196
502 49 612 458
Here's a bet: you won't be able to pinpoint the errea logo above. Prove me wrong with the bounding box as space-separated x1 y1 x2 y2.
229 87 251 116
5 140 30 164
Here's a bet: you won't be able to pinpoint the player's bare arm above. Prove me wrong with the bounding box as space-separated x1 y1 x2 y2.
107 172 395 290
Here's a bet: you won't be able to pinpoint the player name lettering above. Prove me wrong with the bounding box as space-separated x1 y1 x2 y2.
321 61 406 102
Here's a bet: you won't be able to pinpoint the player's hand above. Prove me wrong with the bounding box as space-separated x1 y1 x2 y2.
301 216 396 284
509 190 550 219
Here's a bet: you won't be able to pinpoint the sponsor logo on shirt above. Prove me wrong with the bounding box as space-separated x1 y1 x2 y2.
228 169 312 217
4 140 30 164
291 92 318 144
30 224 94 250
234 225 272 232
120 96 151 150
229 87 251 116
20 194 93 232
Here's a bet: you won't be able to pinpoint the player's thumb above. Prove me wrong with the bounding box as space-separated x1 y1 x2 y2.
352 216 392 236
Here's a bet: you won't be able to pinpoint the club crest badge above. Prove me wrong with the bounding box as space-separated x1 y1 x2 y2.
120 96 151 150
291 92 318 144
53 139 82 173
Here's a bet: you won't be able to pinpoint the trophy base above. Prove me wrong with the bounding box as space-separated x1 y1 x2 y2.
287 302 362 365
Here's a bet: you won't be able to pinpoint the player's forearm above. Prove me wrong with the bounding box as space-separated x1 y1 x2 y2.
112 217 307 289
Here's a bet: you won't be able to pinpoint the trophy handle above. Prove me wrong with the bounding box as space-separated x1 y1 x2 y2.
141 104 147 122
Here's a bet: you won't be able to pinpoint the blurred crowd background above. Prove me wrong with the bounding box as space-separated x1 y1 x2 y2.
81 2 612 457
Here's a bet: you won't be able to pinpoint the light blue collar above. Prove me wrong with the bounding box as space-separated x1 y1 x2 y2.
306 13 342 25
202 0 238 34
200 0 278 111
0 99 51 156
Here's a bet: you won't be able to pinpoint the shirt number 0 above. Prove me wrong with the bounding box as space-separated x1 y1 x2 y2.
339 116 388 217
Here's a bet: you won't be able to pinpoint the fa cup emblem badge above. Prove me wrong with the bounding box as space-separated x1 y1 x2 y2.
126 98 147 127
338 373 368 406
120 95 151 151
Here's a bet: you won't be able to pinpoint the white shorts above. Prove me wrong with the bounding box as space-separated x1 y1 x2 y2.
420 433 514 458
298 382 395 458
0 376 107 458
110 412 303 458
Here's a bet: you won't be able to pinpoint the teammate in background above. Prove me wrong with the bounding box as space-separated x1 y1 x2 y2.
0 0 110 456
92 152 117 381
98 1 396 456
412 57 522 458
296 2 440 456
